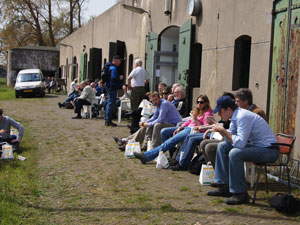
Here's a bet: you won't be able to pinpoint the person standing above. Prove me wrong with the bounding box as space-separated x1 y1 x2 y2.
105 56 123 127
128 59 148 111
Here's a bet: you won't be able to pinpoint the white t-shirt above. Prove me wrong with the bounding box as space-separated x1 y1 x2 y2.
128 66 148 87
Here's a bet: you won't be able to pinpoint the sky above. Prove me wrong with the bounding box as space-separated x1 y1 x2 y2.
84 0 118 20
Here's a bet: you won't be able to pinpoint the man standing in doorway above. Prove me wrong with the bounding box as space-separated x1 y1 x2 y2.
128 59 148 111
105 56 123 127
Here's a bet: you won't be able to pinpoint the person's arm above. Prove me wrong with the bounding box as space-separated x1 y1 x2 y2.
10 118 24 141
146 107 159 124
128 76 133 89
147 103 168 127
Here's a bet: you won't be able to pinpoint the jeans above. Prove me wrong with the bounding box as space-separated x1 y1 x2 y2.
161 127 178 143
214 141 279 194
63 92 79 106
175 133 207 169
105 88 118 122
144 127 192 162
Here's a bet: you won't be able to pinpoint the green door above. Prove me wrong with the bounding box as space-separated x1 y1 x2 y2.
178 19 192 89
146 32 158 91
80 53 85 82
269 0 299 135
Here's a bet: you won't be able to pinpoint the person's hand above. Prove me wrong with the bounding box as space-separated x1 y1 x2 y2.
173 127 182 135
139 122 144 127
11 139 21 143
143 122 149 128
0 129 7 135
203 129 210 139
119 75 124 80
212 123 225 133
192 112 198 121
206 116 217 125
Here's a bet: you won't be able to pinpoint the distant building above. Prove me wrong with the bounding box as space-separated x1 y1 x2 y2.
7 46 59 86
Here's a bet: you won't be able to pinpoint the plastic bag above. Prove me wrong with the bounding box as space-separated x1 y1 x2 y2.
199 162 214 185
140 100 155 118
156 151 169 169
0 142 14 160
125 141 141 158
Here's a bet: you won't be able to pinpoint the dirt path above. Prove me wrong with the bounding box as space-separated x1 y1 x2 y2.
1 94 300 224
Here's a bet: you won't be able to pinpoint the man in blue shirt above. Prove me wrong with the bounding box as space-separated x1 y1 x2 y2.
115 92 182 151
206 96 279 205
105 56 123 127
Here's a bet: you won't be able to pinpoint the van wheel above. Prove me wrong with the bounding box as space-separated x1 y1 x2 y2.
15 91 19 98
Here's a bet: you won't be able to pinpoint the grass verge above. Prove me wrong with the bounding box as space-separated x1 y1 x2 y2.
0 126 48 225
0 78 15 100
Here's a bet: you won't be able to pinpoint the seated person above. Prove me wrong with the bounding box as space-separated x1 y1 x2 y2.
0 108 24 153
206 96 278 205
158 82 167 98
46 77 56 94
69 78 78 95
58 84 81 108
116 84 132 107
133 95 212 165
95 80 106 96
161 87 172 100
167 94 174 102
72 81 97 119
113 92 182 151
172 85 186 116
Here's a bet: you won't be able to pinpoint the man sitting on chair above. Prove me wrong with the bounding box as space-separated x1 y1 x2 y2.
206 96 279 205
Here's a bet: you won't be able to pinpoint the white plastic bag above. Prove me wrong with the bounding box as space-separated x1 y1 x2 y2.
199 162 214 185
125 141 141 158
1 143 14 160
156 151 169 169
140 100 155 118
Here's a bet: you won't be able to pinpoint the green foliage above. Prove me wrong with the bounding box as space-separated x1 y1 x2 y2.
0 78 15 100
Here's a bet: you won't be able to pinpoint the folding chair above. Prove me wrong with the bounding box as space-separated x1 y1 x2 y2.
252 133 296 204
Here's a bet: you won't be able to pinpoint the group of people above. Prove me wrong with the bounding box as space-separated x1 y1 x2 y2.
113 88 279 205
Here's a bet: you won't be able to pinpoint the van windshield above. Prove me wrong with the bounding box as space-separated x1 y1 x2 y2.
17 73 41 82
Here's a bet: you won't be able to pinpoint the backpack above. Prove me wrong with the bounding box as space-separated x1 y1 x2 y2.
270 193 300 214
188 152 206 175
101 63 112 83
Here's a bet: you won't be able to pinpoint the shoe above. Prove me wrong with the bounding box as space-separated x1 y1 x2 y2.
105 121 118 127
118 145 125 151
207 185 233 197
210 182 223 188
225 192 249 205
113 137 120 144
168 159 179 166
140 146 147 152
170 164 186 171
58 102 62 108
133 152 147 164
72 115 82 119
113 137 126 146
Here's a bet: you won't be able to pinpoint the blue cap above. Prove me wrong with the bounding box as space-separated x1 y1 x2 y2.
213 96 235 114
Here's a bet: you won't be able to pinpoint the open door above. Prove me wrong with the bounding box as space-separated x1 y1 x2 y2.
178 19 192 109
80 53 87 82
146 32 158 91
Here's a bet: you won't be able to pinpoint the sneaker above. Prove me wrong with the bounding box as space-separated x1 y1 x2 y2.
118 145 126 151
113 137 120 144
133 152 147 164
207 185 233 197
170 164 186 171
168 159 179 166
225 192 249 205
58 102 63 108
105 121 118 127
72 115 82 119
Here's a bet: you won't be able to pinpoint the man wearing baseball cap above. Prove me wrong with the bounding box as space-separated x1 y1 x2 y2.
206 96 279 205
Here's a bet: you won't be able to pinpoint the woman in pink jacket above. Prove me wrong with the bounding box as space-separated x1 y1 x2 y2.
134 95 213 164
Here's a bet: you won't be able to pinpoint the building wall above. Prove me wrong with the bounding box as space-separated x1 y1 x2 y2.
59 0 300 157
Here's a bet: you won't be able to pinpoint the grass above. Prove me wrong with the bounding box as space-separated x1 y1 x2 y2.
0 78 15 100
0 127 48 224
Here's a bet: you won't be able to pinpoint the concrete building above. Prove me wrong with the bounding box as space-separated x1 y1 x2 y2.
59 0 300 158
7 46 59 86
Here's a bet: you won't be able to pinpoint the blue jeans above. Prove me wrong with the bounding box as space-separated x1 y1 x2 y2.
63 92 79 106
214 141 279 193
144 127 192 162
161 127 178 143
176 133 207 169
105 89 118 122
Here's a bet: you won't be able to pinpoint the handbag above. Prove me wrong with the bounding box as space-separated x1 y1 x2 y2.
0 142 14 160
125 142 141 158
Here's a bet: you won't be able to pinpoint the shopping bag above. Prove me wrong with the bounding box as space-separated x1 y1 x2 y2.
140 100 155 118
154 150 170 162
125 142 141 158
199 162 214 185
156 151 169 169
0 143 14 160
10 128 19 139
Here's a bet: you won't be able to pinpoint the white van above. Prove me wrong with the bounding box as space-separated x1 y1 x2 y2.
14 69 46 98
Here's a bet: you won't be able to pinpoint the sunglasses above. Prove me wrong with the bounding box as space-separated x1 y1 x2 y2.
196 101 205 104
162 93 169 95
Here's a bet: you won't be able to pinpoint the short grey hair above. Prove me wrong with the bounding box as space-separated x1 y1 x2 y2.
175 85 185 98
135 59 143 66
234 88 253 105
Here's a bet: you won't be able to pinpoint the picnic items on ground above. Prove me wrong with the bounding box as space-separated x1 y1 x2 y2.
156 150 169 169
199 162 215 185
125 141 141 158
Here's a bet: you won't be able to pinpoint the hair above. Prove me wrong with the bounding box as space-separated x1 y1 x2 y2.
162 86 171 94
113 55 121 60
0 109 3 115
197 94 211 115
123 84 128 88
135 59 142 66
234 88 253 105
74 78 78 83
222 92 235 100
158 82 167 88
150 91 160 99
